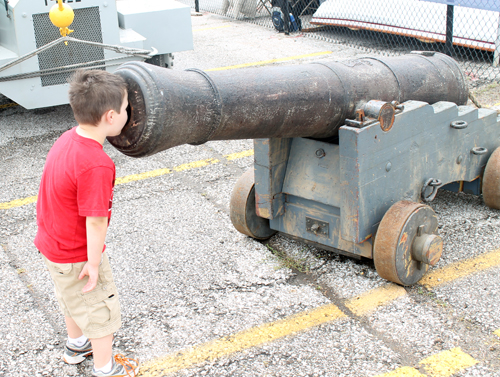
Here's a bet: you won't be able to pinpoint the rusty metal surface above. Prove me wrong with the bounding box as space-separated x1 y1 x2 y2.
373 200 441 286
482 147 500 210
230 169 277 240
363 100 396 131
108 52 468 157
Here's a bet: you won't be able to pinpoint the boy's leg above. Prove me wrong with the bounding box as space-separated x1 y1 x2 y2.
90 334 114 369
42 256 93 363
42 253 125 370
91 334 139 376
63 315 93 364
65 316 84 338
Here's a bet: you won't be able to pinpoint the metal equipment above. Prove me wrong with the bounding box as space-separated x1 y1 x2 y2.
0 0 193 109
108 52 500 285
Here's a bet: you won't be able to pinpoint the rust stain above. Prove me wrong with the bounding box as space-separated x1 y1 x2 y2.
360 233 372 243
399 232 408 245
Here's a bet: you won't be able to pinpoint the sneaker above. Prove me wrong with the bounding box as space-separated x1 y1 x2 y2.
92 354 140 377
63 339 93 364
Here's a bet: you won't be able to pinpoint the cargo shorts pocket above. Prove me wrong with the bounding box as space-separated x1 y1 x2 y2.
79 282 120 325
51 262 73 275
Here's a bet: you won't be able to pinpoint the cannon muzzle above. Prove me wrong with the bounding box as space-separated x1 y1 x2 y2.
108 52 468 157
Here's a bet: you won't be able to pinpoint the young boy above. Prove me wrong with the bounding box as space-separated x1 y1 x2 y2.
35 69 138 377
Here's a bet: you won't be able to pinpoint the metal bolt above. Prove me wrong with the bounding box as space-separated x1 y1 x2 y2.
450 120 468 129
315 149 326 158
471 147 487 155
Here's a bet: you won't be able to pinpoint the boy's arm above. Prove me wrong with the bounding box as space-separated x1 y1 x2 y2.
79 216 108 293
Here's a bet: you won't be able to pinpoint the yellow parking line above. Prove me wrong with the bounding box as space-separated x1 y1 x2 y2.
114 167 173 185
206 51 332 71
138 303 345 376
173 158 219 172
375 366 425 377
0 102 18 109
419 347 478 377
419 248 500 288
376 348 478 377
345 283 407 316
0 150 254 210
138 246 500 375
225 149 254 160
193 25 232 32
0 195 38 210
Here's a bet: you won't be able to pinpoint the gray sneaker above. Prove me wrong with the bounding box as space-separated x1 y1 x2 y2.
92 354 140 377
63 339 93 364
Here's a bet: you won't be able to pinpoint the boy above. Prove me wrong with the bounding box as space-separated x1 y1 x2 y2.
35 69 138 377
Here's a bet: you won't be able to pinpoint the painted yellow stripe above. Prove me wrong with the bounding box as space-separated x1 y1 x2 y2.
173 158 219 172
494 329 500 338
137 249 497 375
375 366 425 377
225 149 254 160
419 347 478 377
139 303 345 376
0 102 18 109
0 196 38 210
0 150 254 210
376 348 478 377
345 283 407 316
419 248 500 288
115 168 172 185
206 51 332 71
193 25 232 32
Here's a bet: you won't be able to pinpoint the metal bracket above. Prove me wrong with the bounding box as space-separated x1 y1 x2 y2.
306 217 329 237
421 178 444 202
4 0 9 19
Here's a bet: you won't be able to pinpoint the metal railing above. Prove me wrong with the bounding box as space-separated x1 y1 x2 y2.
184 0 500 86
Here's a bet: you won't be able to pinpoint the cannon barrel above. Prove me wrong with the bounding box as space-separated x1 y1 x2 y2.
108 52 468 157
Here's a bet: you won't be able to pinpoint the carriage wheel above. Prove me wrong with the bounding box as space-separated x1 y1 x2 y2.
230 169 277 240
483 147 500 210
373 200 443 286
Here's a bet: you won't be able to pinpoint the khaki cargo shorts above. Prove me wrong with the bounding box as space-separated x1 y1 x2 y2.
42 252 122 339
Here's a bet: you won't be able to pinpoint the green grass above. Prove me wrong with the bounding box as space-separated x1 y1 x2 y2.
266 244 310 273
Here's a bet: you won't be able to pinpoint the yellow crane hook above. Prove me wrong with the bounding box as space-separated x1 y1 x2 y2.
49 0 74 43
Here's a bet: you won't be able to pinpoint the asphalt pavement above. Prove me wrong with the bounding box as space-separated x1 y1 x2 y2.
1 12 500 377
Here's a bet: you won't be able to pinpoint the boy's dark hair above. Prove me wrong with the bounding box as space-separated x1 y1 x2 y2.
68 69 127 126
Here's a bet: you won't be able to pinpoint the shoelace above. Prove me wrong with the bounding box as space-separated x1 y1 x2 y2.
114 354 139 377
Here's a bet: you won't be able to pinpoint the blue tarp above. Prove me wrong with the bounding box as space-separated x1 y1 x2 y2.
419 0 500 12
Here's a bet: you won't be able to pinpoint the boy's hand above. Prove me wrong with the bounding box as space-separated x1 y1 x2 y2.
79 262 99 293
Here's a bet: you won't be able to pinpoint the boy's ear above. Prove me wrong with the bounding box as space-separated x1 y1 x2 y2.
103 109 115 125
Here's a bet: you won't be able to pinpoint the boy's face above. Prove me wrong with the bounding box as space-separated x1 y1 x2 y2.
108 92 129 137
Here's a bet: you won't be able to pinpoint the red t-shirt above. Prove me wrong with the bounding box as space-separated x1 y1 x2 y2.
35 128 115 263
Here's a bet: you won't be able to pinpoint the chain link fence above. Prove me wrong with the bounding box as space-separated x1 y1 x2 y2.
181 0 500 87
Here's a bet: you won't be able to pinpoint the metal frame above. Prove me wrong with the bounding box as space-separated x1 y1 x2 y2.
254 101 500 259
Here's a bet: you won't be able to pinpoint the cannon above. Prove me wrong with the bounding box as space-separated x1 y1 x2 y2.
108 52 500 285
